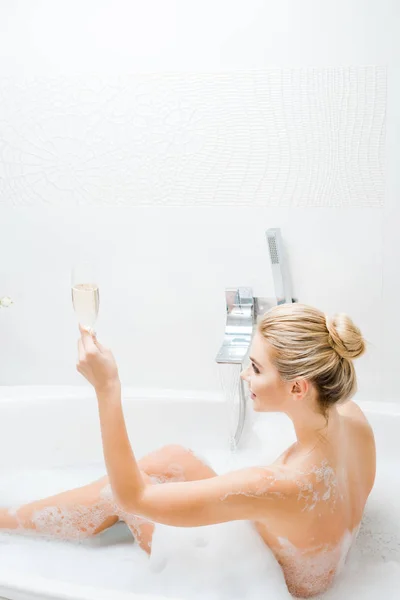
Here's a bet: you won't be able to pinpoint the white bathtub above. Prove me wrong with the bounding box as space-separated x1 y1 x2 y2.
0 386 399 600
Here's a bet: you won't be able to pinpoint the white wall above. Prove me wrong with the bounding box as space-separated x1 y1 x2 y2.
0 0 398 403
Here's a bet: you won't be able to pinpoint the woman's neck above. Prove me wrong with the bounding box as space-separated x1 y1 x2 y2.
286 402 340 451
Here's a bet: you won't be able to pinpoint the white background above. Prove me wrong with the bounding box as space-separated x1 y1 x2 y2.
0 1 398 403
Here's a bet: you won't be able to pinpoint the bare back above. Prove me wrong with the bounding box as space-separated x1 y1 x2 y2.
254 401 376 598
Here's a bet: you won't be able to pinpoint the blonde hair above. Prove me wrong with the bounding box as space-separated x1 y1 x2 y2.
258 303 366 413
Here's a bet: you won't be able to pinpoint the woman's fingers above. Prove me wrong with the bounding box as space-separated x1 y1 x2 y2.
92 335 106 353
77 338 85 361
78 324 106 353
79 324 98 354
76 338 86 374
76 325 118 389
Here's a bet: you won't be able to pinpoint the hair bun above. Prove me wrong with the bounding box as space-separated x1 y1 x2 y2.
325 313 366 360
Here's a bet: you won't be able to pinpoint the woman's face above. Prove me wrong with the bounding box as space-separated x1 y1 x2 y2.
240 330 290 412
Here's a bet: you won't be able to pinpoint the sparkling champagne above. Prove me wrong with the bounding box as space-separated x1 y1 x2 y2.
71 283 99 329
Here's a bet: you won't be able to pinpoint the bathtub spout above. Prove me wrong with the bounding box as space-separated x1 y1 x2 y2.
215 288 275 449
215 228 297 449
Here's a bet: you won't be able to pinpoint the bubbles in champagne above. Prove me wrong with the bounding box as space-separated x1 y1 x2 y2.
71 283 99 328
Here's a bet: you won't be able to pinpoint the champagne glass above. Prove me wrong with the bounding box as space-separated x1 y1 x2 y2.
71 264 100 332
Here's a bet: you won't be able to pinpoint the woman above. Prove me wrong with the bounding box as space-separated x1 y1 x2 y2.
0 303 376 598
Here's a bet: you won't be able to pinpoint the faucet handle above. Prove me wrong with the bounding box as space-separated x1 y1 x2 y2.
216 288 254 365
225 287 254 326
225 287 253 310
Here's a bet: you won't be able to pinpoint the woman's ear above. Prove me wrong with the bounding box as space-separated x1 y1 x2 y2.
291 381 300 394
290 379 309 399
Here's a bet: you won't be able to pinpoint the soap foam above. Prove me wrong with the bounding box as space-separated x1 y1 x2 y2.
0 452 399 599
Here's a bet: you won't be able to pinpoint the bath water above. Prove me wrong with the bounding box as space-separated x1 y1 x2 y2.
0 449 399 599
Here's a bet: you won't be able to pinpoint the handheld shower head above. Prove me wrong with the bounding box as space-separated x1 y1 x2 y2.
266 228 293 305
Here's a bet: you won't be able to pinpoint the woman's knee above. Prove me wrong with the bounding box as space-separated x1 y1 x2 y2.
158 443 193 461
141 444 216 482
151 444 206 464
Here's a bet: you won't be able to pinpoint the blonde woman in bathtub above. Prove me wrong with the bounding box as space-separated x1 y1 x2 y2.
0 303 376 598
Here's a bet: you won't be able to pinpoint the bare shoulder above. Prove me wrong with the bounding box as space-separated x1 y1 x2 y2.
337 399 373 432
337 399 376 491
337 399 375 452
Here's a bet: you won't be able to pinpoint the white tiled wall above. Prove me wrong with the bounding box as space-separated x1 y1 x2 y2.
0 68 386 208
0 0 398 403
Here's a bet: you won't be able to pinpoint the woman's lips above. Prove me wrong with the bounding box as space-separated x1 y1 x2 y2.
250 390 256 400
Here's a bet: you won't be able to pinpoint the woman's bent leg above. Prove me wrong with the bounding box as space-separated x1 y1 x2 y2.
0 445 217 553
118 445 217 553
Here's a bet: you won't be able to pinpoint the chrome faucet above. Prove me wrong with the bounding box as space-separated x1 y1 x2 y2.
215 289 276 449
215 228 296 449
215 287 255 366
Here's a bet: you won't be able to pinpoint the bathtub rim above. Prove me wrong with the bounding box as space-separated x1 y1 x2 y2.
0 385 395 414
0 385 224 403
0 569 185 600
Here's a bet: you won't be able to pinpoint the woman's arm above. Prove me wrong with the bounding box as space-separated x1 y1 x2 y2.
95 381 292 527
77 327 293 527
120 465 291 527
96 380 147 506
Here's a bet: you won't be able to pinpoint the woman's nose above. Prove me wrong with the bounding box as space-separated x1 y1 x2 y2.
240 365 249 381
